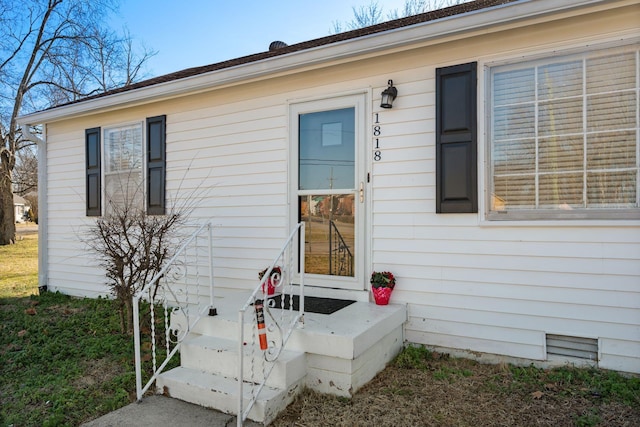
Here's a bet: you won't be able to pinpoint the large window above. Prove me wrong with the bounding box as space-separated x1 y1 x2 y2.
488 45 639 220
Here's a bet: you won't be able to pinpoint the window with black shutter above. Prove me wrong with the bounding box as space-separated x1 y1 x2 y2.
146 115 166 215
435 62 478 213
85 127 101 216
85 114 166 217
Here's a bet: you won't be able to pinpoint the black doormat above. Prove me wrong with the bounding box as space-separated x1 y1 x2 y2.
264 295 356 315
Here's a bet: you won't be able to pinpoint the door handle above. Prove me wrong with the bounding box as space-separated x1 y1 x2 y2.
359 182 364 203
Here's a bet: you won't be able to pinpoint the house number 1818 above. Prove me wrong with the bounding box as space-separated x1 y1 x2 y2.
374 113 382 161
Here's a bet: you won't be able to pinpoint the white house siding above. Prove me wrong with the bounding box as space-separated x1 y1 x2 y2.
40 2 639 372
371 6 640 373
45 120 101 297
165 94 291 289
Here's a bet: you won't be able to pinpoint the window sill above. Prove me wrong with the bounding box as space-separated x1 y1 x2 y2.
481 209 640 227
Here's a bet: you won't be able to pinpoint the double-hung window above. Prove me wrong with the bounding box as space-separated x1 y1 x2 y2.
104 123 144 213
488 44 639 220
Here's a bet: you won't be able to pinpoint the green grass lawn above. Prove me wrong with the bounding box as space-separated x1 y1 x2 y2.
1 233 134 426
0 292 137 426
0 233 38 298
0 235 177 426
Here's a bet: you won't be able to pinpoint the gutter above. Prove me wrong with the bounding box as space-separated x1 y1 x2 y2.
17 0 627 126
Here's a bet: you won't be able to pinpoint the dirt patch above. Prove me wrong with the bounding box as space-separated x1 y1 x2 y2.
272 355 640 427
46 304 85 316
73 358 126 390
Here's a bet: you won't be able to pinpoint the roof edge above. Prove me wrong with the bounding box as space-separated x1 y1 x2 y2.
19 0 622 126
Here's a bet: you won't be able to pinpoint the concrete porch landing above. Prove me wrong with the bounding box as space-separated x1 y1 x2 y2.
157 287 407 423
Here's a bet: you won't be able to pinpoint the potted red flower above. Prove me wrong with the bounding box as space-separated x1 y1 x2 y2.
370 271 395 305
258 266 282 295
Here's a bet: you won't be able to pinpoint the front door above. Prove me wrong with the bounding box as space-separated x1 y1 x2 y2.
290 94 366 290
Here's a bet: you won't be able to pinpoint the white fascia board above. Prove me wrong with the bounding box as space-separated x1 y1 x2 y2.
18 0 619 127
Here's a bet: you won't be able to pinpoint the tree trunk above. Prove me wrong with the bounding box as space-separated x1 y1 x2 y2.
0 156 16 245
125 296 134 335
118 302 127 335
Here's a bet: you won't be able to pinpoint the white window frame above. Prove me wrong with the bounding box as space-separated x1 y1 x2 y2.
102 121 145 215
288 93 368 291
486 44 640 221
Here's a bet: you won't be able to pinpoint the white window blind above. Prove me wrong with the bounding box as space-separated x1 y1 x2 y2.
489 46 639 219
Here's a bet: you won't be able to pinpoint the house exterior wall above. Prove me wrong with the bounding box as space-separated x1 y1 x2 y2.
13 195 30 223
14 204 25 223
43 3 639 372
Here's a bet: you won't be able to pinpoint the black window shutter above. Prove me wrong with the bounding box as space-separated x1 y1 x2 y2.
85 127 101 216
435 62 478 213
146 115 166 215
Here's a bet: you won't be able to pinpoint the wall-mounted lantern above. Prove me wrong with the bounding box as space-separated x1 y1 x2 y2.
380 79 398 109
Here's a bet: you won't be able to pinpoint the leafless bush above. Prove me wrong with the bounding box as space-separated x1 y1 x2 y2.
84 196 190 334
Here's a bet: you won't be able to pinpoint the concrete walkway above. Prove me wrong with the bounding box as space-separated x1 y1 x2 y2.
82 395 262 427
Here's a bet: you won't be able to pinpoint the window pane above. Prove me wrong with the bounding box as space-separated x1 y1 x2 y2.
539 173 584 208
105 125 142 173
539 135 583 172
494 104 535 140
587 131 636 170
493 68 535 105
538 61 583 100
104 123 143 213
299 108 355 191
493 138 535 175
587 53 636 93
300 194 355 277
105 170 143 211
538 61 582 100
539 98 583 136
587 92 636 132
493 175 535 209
588 171 637 207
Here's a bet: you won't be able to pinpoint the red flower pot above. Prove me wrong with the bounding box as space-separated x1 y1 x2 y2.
262 278 276 295
260 267 282 295
372 287 392 305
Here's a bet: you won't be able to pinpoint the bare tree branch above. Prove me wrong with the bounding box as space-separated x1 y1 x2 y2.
0 0 155 245
12 145 38 195
83 186 190 334
332 0 471 33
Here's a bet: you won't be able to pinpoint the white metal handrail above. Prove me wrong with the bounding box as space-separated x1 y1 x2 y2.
133 222 215 401
237 222 305 426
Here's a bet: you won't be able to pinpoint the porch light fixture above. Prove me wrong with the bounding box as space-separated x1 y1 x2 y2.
380 79 398 109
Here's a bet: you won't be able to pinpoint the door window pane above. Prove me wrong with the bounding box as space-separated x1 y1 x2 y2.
299 195 355 277
299 108 355 191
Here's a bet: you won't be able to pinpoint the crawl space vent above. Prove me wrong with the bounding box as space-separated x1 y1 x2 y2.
546 334 598 361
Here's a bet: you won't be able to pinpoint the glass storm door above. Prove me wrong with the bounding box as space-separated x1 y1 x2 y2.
291 95 365 290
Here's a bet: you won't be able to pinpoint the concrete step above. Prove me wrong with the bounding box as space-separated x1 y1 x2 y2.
190 307 300 344
192 300 407 359
181 335 307 389
156 366 302 424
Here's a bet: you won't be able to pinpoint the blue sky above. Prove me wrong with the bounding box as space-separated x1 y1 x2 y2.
114 0 408 77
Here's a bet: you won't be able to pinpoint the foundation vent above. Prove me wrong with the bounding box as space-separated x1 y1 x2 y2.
546 334 598 361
